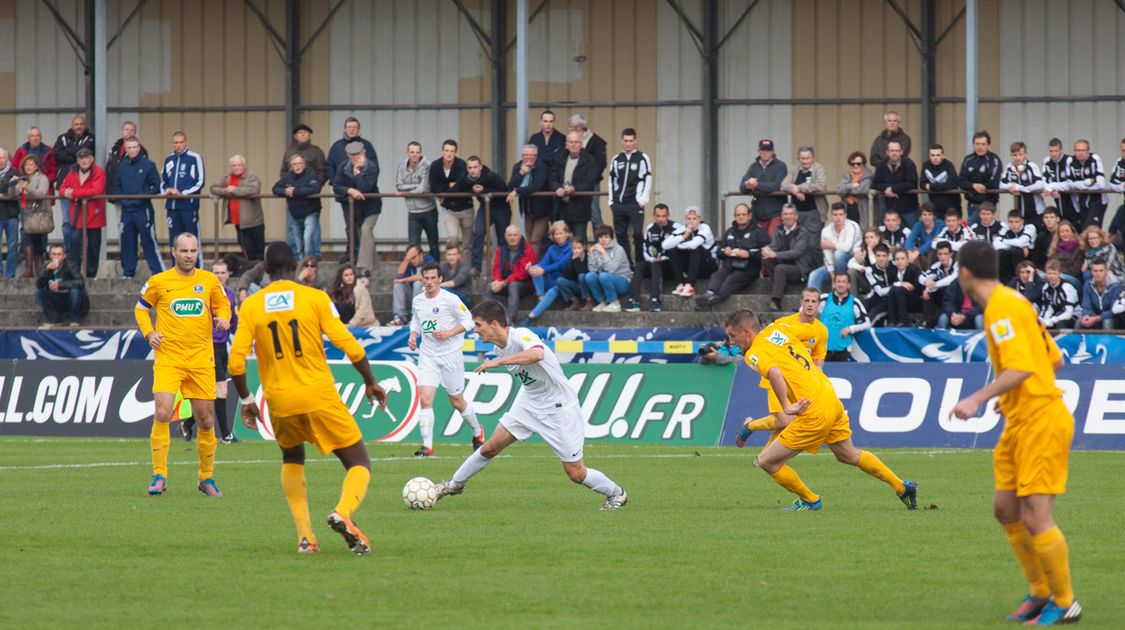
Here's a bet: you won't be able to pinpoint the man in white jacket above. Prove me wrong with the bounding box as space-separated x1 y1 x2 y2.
807 202 861 292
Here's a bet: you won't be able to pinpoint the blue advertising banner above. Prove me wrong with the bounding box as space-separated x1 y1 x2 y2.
721 363 1125 450
850 329 1125 364
0 326 724 363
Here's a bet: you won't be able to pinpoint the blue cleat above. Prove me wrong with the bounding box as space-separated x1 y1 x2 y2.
735 425 753 448
197 478 223 498
147 474 166 495
1007 595 1049 622
1027 599 1081 625
782 497 822 511
899 480 918 510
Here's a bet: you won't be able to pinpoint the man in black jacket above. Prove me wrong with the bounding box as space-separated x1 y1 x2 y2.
959 130 1002 225
53 116 95 234
697 202 771 308
761 205 820 310
739 139 787 236
872 140 919 224
35 243 89 327
550 132 600 241
332 142 382 272
625 203 679 312
568 114 608 230
920 144 961 216
273 154 323 259
505 145 552 274
464 156 511 273
429 139 473 243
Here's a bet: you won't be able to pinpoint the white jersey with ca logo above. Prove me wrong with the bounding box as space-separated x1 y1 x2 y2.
498 328 576 413
410 289 474 357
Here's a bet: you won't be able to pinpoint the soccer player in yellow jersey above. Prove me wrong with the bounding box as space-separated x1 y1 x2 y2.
951 241 1080 625
228 243 388 555
725 308 917 511
135 233 231 497
735 288 827 447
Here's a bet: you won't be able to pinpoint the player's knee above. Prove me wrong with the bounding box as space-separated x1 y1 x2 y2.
480 442 501 459
834 449 860 465
565 465 587 484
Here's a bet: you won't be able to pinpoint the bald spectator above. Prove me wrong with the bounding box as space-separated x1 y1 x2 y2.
333 141 382 274
280 123 328 183
781 146 829 233
505 144 552 274
211 155 264 261
739 139 787 236
869 111 911 167
54 115 95 189
486 224 537 321
273 154 323 260
567 114 608 230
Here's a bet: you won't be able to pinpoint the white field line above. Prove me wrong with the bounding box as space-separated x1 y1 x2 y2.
0 448 980 472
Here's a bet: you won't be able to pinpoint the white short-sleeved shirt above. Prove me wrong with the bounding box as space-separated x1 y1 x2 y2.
497 327 576 413
410 289 474 357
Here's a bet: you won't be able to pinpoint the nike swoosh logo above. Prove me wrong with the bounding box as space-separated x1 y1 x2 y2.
571 451 580 457
120 379 155 423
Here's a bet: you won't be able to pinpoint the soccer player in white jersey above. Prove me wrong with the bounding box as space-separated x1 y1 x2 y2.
408 262 485 457
434 299 628 510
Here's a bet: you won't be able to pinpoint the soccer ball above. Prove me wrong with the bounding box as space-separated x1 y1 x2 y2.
402 476 439 510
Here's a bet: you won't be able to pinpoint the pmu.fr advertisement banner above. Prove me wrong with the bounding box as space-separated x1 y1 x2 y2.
721 363 1125 450
236 360 736 446
0 360 157 437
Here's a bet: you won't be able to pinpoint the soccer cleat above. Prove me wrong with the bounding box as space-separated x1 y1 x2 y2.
735 424 754 448
414 447 434 457
297 537 321 554
434 479 465 501
1026 599 1081 625
472 427 486 451
221 435 240 444
197 478 223 498
899 480 918 510
327 511 371 556
601 489 628 510
147 474 167 496
1007 595 1050 623
782 497 822 511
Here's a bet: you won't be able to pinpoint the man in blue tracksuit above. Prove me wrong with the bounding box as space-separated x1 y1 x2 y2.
116 137 166 278
160 131 205 265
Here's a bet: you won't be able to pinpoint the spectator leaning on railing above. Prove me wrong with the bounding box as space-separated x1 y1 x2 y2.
739 138 787 236
53 116 95 231
428 139 472 243
333 141 382 274
1108 138 1125 249
104 121 147 201
959 130 1002 225
567 114 608 231
919 144 961 217
505 144 552 274
211 155 264 262
550 131 600 243
869 111 911 168
1001 141 1045 223
1042 138 1076 225
394 141 438 260
13 154 51 278
872 140 919 226
280 123 327 183
1067 139 1107 229
463 155 511 268
781 146 828 233
835 151 872 226
59 147 105 278
273 154 323 260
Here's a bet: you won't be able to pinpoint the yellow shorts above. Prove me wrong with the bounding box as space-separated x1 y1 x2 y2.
272 400 363 456
777 404 851 455
153 364 215 400
994 401 1074 497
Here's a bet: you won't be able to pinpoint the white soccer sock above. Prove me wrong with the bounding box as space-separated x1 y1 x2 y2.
418 407 435 449
581 467 622 497
460 404 482 434
452 450 491 484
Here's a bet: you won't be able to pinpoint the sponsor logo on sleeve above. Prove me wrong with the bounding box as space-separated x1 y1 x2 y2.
990 318 1016 344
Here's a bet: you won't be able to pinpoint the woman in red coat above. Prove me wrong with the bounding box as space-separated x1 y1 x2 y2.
60 147 106 277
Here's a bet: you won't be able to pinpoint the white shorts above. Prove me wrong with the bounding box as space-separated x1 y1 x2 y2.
500 401 585 463
417 351 466 396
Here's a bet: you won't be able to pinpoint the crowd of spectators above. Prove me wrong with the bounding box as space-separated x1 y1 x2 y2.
6 110 1125 334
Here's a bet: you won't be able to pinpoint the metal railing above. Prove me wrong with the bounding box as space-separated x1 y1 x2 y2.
0 190 609 279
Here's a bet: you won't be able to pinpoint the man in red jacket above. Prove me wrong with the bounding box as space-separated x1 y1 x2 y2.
486 224 537 322
60 148 106 277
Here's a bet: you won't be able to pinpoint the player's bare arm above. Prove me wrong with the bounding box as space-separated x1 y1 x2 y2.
475 348 545 374
951 369 1032 420
433 325 467 341
229 372 260 429
408 331 418 351
213 316 230 332
146 331 164 349
351 358 388 410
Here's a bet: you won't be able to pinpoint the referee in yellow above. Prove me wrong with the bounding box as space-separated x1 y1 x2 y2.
135 233 231 497
952 240 1080 625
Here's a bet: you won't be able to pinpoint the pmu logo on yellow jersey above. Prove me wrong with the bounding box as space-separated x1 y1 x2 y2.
170 298 205 317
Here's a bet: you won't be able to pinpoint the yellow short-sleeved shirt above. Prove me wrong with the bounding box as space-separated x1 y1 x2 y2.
983 285 1066 426
228 280 367 417
745 322 840 420
135 268 231 370
759 316 828 410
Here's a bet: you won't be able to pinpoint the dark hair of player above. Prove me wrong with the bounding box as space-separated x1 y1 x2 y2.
265 241 297 277
471 300 509 327
957 240 998 281
421 262 442 277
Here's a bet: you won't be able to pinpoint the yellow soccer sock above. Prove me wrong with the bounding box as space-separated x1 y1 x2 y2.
1002 522 1051 599
1033 526 1075 607
281 463 315 543
769 465 819 503
197 426 217 481
857 450 906 495
746 415 777 432
150 421 170 476
334 465 371 518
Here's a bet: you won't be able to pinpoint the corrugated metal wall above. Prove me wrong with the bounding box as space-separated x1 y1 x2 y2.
0 0 1121 256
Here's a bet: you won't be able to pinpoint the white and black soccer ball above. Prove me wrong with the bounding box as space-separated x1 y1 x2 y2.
402 476 438 510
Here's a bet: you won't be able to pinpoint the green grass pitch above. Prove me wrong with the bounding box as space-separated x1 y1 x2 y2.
1 438 1121 628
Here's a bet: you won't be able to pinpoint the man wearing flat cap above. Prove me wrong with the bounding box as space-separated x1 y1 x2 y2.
280 123 327 183
332 141 382 274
